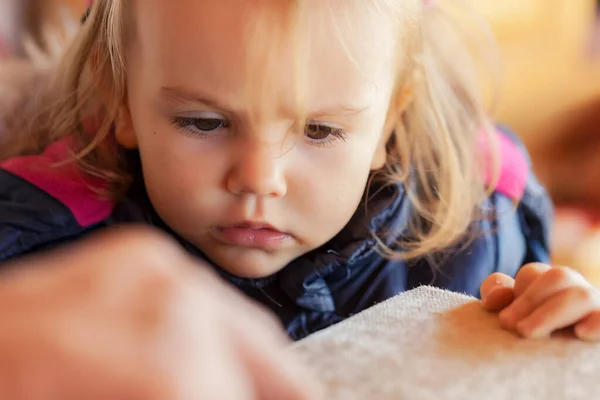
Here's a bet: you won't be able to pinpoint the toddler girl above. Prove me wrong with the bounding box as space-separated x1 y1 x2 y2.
0 0 598 398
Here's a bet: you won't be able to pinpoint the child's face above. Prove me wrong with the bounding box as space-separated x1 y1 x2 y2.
119 0 402 278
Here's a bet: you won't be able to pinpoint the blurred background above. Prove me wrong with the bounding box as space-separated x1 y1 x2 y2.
2 0 600 284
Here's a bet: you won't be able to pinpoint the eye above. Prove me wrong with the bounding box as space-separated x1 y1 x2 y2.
172 115 229 137
305 124 334 140
191 118 228 131
304 122 348 147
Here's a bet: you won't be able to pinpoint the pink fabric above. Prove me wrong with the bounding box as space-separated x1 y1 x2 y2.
481 131 529 201
0 139 115 227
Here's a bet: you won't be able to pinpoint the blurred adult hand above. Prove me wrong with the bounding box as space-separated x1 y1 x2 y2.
0 227 322 400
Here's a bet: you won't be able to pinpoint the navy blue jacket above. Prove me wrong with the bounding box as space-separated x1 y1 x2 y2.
0 128 552 340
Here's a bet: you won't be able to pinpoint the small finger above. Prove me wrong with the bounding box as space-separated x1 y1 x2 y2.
480 273 514 311
575 311 600 342
500 266 586 330
516 286 600 339
513 263 551 298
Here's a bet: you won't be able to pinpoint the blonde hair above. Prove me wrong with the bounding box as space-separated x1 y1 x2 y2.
0 0 500 261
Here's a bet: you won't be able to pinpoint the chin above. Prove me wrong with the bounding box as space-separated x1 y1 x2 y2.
209 249 294 279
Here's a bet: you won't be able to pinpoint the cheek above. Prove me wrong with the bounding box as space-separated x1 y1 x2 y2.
127 104 226 222
138 138 231 238
294 140 377 235
140 137 224 197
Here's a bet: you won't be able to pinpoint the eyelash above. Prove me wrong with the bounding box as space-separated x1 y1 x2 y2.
171 116 348 147
303 123 348 148
172 116 228 138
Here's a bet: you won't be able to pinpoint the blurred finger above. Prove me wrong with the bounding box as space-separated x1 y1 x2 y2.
230 314 324 400
214 289 290 348
164 288 255 400
575 311 600 342
245 344 324 400
480 273 514 311
500 266 585 330
192 330 253 400
516 286 600 339
183 257 290 346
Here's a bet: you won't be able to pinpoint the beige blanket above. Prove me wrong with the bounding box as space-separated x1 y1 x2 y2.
294 287 600 400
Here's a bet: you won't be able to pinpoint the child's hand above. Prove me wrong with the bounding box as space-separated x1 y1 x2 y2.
0 227 322 400
480 263 600 341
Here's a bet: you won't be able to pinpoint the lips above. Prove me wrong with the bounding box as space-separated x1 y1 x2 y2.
212 222 292 249
234 222 280 231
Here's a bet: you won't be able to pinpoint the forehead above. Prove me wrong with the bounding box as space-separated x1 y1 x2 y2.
131 0 401 110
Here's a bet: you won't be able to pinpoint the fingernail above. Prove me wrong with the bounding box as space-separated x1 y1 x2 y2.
518 319 546 339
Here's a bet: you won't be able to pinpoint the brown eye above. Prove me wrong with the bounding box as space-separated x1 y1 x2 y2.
193 118 228 131
173 116 229 135
303 122 348 147
304 124 334 140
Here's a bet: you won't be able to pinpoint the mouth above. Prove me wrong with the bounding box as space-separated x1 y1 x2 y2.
212 221 293 250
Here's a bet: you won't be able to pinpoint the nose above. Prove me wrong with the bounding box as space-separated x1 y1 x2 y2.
226 140 288 198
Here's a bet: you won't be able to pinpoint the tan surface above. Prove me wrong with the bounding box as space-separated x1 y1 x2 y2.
295 286 600 400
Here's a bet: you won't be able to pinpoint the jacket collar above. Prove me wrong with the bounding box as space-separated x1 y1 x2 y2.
277 179 409 308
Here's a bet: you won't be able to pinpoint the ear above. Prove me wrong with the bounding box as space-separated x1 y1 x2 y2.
114 105 138 149
371 86 414 170
87 45 137 149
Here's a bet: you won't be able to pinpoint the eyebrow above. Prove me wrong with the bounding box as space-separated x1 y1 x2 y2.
160 86 229 112
159 86 370 118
